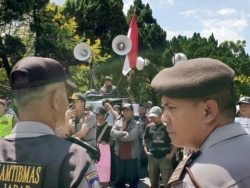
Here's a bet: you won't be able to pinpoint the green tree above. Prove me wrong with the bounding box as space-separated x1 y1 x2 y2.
63 0 127 54
0 0 36 78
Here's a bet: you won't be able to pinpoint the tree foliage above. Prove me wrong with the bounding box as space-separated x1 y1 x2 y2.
63 0 127 54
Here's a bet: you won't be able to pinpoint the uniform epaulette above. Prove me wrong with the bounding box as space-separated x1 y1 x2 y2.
168 150 201 185
65 135 100 162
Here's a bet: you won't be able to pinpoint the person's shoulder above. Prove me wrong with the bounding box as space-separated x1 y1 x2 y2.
2 112 14 118
42 135 92 158
88 111 95 117
107 122 112 127
130 118 140 125
87 111 96 121
64 136 97 160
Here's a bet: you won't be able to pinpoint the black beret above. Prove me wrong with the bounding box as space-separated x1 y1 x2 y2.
151 58 234 98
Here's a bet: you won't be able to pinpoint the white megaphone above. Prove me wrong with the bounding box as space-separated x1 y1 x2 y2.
112 35 132 56
172 53 188 65
73 43 92 61
136 56 151 71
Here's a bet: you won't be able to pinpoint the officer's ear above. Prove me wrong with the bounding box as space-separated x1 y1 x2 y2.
203 99 218 122
50 84 65 111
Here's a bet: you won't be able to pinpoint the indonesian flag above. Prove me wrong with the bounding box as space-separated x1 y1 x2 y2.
122 13 138 76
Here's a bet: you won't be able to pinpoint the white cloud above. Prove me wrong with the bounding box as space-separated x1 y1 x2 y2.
179 10 197 17
159 0 174 5
201 27 245 44
165 30 178 40
165 29 194 40
200 17 248 33
217 8 237 17
123 0 133 15
176 7 248 46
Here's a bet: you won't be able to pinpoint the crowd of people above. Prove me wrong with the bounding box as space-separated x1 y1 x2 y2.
1 56 250 188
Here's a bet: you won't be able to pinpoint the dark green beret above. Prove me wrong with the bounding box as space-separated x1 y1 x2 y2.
151 58 235 98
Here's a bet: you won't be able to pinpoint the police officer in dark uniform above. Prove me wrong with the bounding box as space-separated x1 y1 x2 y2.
0 57 100 188
151 58 250 187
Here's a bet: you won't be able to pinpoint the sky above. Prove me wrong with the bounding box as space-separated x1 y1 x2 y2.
51 0 250 54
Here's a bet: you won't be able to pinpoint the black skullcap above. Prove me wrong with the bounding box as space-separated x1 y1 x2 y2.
151 58 234 98
10 57 76 90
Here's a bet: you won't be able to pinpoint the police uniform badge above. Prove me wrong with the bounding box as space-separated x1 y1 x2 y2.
85 171 100 188
0 161 44 188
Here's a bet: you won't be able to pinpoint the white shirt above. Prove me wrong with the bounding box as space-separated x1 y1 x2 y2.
235 117 250 134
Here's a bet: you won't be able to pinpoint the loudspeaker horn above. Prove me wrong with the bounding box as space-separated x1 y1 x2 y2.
172 53 188 65
73 43 91 61
136 57 151 71
112 35 132 56
136 57 145 71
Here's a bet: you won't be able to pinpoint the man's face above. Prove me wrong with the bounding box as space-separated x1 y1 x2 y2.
0 103 6 116
122 108 134 121
95 113 105 122
239 103 250 118
147 103 152 108
149 116 161 124
105 80 111 86
138 106 145 115
161 96 208 149
72 99 85 116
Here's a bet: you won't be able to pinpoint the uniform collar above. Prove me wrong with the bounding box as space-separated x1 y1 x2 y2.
200 122 247 151
4 121 55 139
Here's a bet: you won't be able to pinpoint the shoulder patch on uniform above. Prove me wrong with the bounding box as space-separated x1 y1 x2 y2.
168 150 201 185
85 171 100 187
0 161 44 188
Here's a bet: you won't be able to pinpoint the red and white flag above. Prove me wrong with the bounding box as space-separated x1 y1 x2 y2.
122 13 138 76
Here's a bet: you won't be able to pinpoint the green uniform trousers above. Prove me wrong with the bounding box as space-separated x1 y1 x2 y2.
148 155 173 188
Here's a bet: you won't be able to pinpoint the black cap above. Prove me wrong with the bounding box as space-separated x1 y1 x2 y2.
94 107 107 115
237 96 250 105
69 93 86 102
151 58 235 98
10 57 76 90
122 103 133 111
